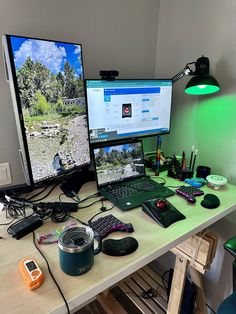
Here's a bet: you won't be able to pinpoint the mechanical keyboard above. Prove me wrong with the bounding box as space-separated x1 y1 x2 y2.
176 185 204 203
88 214 134 239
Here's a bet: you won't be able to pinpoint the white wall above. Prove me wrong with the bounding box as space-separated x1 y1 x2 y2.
155 0 236 310
0 0 160 188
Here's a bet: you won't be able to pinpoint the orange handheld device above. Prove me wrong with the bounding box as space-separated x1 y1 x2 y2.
19 258 44 290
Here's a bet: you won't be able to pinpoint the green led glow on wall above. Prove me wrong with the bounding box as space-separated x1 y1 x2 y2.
162 92 236 186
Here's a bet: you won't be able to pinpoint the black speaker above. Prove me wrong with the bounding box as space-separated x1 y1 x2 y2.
122 103 132 118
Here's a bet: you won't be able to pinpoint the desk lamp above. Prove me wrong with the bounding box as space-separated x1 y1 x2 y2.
172 55 220 95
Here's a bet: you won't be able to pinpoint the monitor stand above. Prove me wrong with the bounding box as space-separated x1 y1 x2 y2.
60 168 95 198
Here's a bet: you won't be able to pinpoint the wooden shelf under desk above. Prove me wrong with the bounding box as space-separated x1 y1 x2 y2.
112 230 218 314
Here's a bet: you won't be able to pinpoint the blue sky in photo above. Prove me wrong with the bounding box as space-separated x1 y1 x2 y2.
9 35 84 77
95 143 140 155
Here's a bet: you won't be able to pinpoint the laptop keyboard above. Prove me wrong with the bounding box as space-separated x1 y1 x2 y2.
107 178 160 199
110 186 134 198
100 177 175 210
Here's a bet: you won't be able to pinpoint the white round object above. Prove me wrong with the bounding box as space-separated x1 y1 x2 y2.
206 175 227 189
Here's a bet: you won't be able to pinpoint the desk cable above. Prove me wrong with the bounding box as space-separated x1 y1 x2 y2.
70 191 102 208
69 200 116 226
32 231 70 314
87 201 117 224
22 182 60 203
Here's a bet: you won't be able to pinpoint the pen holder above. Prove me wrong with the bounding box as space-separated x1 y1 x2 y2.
180 168 194 181
196 166 211 179
167 158 182 179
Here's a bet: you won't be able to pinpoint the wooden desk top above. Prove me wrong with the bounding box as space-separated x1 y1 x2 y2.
1 175 236 314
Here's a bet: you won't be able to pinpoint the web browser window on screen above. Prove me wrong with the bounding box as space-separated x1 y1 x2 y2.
86 79 172 144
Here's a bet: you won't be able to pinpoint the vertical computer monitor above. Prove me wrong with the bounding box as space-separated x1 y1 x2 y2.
85 79 173 145
2 34 91 187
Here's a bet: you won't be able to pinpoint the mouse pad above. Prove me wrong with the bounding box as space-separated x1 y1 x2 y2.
102 237 138 256
142 198 186 228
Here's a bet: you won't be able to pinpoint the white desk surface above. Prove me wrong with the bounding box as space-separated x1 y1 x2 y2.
0 175 236 314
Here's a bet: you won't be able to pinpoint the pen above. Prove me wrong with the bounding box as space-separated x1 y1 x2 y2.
189 145 194 169
191 148 198 172
181 151 187 170
155 136 161 176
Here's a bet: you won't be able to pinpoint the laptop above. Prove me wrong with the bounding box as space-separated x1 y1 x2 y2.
93 140 175 210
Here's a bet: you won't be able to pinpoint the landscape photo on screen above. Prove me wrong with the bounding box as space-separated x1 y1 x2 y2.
94 142 144 185
10 36 90 182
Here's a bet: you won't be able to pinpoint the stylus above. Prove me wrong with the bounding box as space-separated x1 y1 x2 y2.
191 148 198 172
189 145 194 169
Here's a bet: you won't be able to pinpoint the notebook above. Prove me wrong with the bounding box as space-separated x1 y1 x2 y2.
93 140 175 210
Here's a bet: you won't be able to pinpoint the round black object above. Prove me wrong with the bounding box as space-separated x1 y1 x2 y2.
201 193 220 209
102 237 138 256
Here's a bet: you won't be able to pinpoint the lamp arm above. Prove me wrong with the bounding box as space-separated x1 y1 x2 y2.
172 61 196 83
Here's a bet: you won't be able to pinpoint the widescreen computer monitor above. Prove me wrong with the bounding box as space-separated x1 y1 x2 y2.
85 79 173 145
2 34 91 188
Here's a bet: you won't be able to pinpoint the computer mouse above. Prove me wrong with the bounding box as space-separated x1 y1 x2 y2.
156 199 169 211
200 193 220 209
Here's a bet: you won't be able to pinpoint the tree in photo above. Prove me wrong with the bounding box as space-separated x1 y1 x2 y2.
31 91 50 116
16 57 35 109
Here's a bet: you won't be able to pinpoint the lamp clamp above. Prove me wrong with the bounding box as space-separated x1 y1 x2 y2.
195 55 210 75
172 62 195 83
172 56 211 83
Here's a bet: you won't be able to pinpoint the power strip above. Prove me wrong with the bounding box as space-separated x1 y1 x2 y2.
37 202 78 212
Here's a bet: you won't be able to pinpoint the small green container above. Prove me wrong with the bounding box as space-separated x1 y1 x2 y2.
58 226 98 276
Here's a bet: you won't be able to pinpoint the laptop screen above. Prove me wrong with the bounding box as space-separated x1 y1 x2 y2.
93 141 145 187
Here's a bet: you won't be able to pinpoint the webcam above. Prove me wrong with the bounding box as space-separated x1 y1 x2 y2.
100 70 119 80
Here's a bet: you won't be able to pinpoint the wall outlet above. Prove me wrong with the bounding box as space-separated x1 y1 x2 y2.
0 162 12 186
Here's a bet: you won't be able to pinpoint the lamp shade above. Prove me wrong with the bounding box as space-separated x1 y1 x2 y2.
185 74 220 95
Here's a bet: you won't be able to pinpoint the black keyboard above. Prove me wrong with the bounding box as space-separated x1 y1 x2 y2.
104 177 169 199
100 177 175 211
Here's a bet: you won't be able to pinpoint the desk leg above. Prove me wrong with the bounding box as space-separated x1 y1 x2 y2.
189 267 207 314
167 254 188 314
